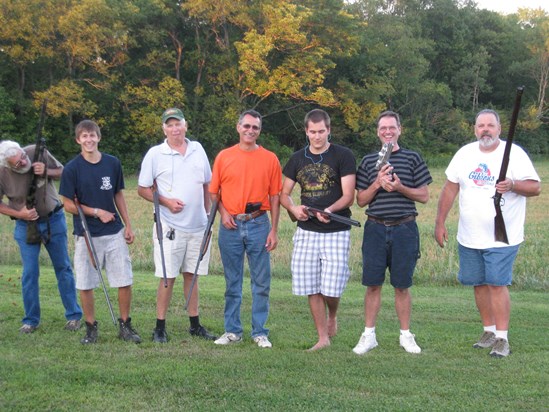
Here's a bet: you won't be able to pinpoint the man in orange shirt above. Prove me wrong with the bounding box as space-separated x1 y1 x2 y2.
210 109 281 348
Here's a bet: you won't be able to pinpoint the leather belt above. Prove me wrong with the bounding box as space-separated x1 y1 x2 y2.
234 210 266 222
367 215 415 227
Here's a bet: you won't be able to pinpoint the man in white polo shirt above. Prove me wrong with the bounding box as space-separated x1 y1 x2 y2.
138 108 216 343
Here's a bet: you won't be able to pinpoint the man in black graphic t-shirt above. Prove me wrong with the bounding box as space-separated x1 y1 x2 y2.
281 109 356 351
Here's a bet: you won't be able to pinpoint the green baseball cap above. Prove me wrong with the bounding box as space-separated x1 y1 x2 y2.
161 108 185 124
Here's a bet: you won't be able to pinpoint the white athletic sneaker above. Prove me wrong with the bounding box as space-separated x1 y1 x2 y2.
253 335 272 348
214 332 242 345
400 333 421 353
352 332 378 355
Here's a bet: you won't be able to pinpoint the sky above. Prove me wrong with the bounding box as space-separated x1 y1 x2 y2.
475 0 548 15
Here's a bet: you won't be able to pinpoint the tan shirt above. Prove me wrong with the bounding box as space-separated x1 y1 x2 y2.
0 145 63 217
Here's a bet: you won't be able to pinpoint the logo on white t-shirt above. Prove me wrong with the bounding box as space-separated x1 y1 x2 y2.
468 163 495 187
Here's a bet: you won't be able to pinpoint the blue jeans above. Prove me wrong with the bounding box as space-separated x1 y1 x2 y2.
218 213 271 338
14 209 82 326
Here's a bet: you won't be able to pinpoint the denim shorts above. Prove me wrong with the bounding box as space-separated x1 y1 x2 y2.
361 220 420 288
458 243 520 286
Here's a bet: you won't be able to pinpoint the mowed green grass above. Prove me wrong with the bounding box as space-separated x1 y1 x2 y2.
0 161 548 411
0 267 547 411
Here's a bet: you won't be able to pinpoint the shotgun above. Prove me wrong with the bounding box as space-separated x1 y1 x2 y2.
306 207 361 227
184 200 219 310
74 196 117 325
153 187 168 288
494 86 524 244
25 100 48 244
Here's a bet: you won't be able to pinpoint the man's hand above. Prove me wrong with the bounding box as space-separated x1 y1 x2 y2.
495 177 514 194
382 172 402 192
124 227 135 244
291 205 309 221
434 222 448 248
265 230 278 252
96 209 115 223
220 209 237 229
164 198 185 214
313 208 332 224
31 161 46 176
20 206 39 221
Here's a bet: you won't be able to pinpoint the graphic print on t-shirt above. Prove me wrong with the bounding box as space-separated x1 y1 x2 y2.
100 176 113 191
469 163 495 187
296 163 337 201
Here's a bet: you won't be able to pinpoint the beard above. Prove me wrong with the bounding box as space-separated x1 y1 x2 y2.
12 162 32 174
478 134 498 149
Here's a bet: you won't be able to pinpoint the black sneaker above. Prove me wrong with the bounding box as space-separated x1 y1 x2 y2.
81 321 98 344
189 325 217 341
118 318 142 343
152 328 168 343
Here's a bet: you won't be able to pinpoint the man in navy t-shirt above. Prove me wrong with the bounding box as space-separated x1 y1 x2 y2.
60 120 141 345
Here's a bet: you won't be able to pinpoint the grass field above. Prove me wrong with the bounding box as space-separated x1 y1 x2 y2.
1 267 548 411
0 161 548 411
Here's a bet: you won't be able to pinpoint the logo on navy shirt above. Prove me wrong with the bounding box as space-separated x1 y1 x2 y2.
100 176 112 190
468 163 495 186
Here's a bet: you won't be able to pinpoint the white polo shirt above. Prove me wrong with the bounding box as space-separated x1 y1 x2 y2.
138 139 211 232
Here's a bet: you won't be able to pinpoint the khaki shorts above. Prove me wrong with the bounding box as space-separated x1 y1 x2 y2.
74 229 133 290
153 223 211 278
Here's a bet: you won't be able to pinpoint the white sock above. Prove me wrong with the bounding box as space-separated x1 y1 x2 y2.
495 330 508 341
484 325 496 333
400 329 412 336
364 327 375 335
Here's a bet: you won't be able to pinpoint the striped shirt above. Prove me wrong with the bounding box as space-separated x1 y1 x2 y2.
356 148 432 220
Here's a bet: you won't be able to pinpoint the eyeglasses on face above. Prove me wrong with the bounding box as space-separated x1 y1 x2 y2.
240 124 261 131
378 126 398 133
13 152 28 169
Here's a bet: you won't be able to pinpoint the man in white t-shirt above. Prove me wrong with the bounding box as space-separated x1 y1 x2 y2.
435 109 541 358
138 108 216 343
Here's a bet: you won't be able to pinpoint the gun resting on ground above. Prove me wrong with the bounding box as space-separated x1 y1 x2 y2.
153 187 168 288
185 199 219 310
74 196 117 325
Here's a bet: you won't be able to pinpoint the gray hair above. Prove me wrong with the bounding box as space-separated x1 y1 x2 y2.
0 140 23 168
238 109 262 127
475 109 500 124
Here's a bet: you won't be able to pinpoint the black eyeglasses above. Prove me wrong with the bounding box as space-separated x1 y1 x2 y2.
241 124 261 131
13 152 28 169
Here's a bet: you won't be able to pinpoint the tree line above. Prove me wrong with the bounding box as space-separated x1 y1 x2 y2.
0 0 547 172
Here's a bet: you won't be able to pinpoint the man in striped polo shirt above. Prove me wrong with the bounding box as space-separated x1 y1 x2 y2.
352 110 432 355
